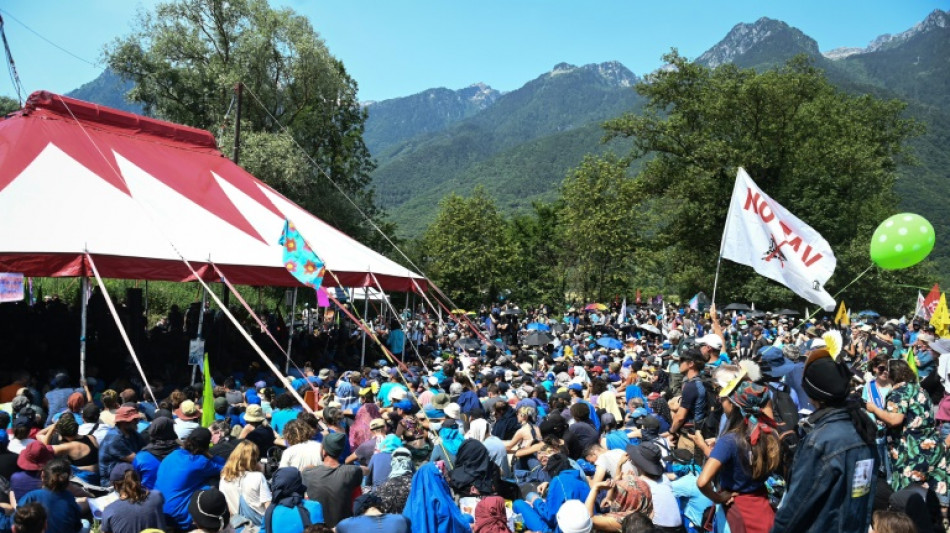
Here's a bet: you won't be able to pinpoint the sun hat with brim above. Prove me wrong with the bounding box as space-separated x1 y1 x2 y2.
17 441 54 471
244 404 265 423
189 489 230 531
929 338 950 355
431 393 450 410
443 403 461 420
759 346 796 378
626 441 664 477
174 400 200 421
114 405 140 423
369 418 386 430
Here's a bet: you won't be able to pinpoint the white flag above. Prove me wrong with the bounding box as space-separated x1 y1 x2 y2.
914 291 925 319
721 168 837 311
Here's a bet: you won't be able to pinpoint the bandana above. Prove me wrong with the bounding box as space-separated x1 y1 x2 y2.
728 381 776 444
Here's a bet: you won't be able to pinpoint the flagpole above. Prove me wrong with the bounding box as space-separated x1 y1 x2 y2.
193 286 208 387
712 170 741 307
285 287 297 374
79 262 89 386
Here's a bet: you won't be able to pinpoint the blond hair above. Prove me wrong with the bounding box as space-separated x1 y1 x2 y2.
221 441 260 481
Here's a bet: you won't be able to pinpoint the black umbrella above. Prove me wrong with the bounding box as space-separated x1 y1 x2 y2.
723 303 751 311
523 331 555 346
502 308 523 316
775 309 800 316
745 310 765 318
550 323 566 334
454 338 481 351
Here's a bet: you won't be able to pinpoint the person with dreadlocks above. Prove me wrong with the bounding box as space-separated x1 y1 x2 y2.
696 362 780 533
771 348 877 533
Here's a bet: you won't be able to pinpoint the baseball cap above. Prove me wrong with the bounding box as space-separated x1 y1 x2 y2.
697 334 723 350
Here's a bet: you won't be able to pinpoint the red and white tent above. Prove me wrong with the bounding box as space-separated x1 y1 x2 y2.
0 91 425 290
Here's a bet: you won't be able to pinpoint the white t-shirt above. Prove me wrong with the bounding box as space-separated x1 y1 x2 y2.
219 471 272 517
643 476 683 528
465 418 489 442
174 419 200 440
279 441 323 471
594 449 627 479
80 421 111 444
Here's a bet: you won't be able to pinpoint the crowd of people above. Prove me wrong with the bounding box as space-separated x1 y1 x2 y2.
0 297 946 533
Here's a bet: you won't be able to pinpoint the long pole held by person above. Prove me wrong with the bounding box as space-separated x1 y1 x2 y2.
79 266 89 385
285 287 297 374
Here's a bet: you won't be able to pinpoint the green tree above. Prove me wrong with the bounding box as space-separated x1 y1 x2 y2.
0 96 20 115
602 51 927 312
507 201 566 306
560 153 640 302
105 0 382 243
421 187 518 308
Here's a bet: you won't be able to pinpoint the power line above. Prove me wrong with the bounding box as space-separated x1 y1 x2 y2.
0 8 99 69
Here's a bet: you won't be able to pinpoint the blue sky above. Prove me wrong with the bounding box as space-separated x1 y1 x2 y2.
0 0 946 103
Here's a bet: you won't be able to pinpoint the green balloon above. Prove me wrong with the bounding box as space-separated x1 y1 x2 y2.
869 213 935 270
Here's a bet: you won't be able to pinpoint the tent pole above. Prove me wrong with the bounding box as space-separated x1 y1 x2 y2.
193 286 208 386
285 287 297 374
361 290 369 368
79 273 89 386
144 280 149 329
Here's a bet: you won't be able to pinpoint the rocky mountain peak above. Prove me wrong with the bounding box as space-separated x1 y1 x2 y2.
697 17 819 67
824 9 949 59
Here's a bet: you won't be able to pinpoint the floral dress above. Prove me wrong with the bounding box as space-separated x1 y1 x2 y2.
885 382 949 498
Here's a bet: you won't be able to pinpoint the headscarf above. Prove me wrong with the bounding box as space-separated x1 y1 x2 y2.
349 402 382 449
449 439 495 496
389 447 413 479
608 475 653 518
380 434 403 454
439 425 464 456
573 366 590 384
143 417 179 460
597 390 622 421
403 463 470 533
474 496 512 533
728 381 777 445
264 467 307 533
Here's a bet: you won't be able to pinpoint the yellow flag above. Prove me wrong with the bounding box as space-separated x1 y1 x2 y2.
931 293 950 338
834 301 849 326
906 347 918 376
201 353 215 428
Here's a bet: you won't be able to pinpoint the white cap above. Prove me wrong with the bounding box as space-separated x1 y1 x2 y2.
697 333 723 350
556 500 593 533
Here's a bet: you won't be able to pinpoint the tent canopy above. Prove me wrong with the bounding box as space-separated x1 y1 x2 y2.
0 91 425 291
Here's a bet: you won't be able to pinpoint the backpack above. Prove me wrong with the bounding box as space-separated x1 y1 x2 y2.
766 383 800 479
685 376 722 440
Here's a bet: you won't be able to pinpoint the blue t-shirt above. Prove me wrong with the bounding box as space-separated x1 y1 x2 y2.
132 450 165 490
20 488 82 533
336 513 411 533
100 489 167 533
271 408 302 436
155 449 226 530
99 429 145 482
262 500 324 533
670 473 714 527
709 432 764 493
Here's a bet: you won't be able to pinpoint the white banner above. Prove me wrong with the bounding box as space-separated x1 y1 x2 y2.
722 168 837 311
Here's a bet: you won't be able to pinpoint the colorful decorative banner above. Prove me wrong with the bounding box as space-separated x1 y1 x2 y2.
0 273 24 303
279 220 325 289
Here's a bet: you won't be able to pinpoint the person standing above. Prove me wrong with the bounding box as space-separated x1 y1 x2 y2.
771 349 877 533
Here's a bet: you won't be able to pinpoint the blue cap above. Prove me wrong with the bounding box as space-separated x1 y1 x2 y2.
568 383 583 392
394 400 413 411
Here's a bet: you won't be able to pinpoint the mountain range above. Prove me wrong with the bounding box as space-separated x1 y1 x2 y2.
64 9 950 273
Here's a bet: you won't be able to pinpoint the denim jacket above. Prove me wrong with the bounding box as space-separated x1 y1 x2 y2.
771 407 877 533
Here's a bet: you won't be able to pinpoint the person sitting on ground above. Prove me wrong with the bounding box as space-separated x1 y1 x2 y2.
19 458 81 533
98 405 145 483
100 464 166 533
512 453 590 533
78 403 110 444
155 427 226 532
263 467 324 533
10 441 55 504
187 488 233 533
208 420 241 460
372 447 414 514
99 390 120 426
173 400 202 440
133 416 180 490
279 419 322 471
35 415 99 485
219 441 271 529
12 502 46 533
335 493 411 533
